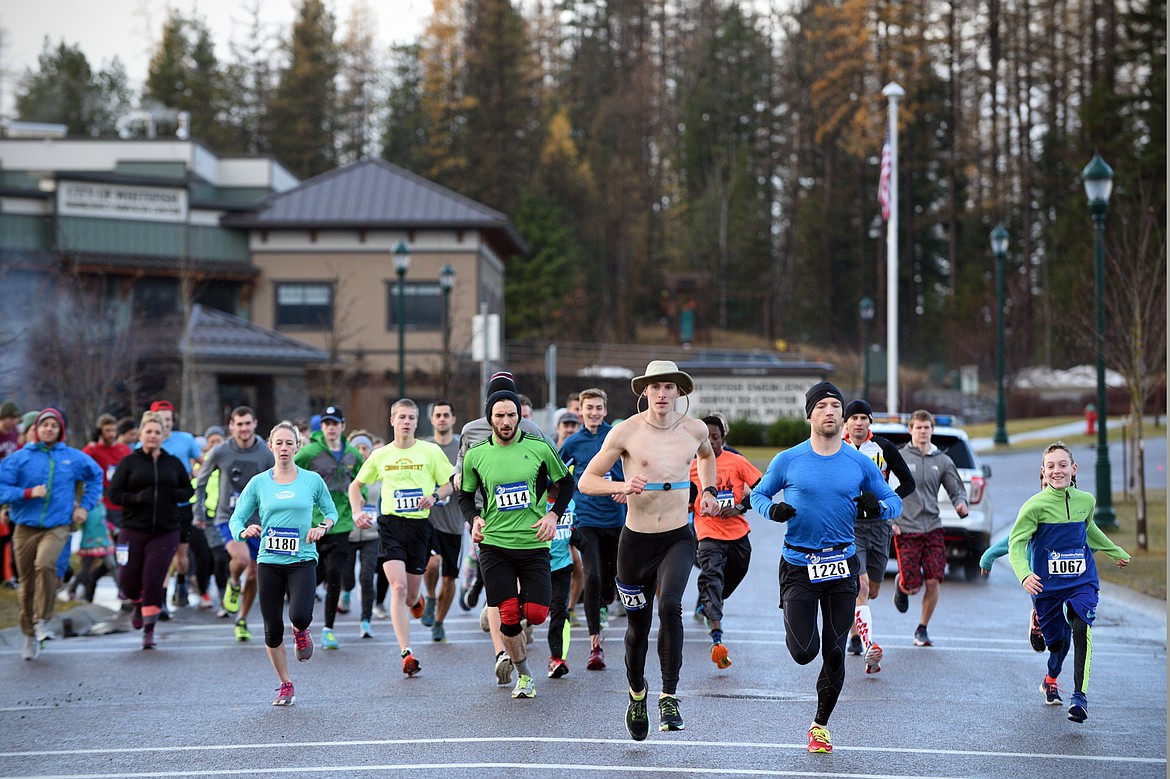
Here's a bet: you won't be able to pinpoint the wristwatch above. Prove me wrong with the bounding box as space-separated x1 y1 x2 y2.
703 486 718 498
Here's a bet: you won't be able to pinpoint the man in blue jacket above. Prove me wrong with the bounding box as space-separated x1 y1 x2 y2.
558 387 626 671
0 407 102 660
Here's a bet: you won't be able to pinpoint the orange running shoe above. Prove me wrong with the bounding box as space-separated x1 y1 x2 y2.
807 725 832 754
710 642 731 669
410 596 425 619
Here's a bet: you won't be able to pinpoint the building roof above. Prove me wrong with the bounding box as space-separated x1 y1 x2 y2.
223 158 527 256
182 304 329 365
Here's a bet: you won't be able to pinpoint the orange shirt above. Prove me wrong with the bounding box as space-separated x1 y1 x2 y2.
690 449 762 541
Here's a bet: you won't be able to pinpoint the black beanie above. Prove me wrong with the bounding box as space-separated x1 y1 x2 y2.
805 381 844 418
486 390 522 419
843 399 873 420
487 371 517 396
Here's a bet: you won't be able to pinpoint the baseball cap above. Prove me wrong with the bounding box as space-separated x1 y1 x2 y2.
320 406 344 423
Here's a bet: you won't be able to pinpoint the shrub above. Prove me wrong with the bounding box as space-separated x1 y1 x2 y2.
767 416 810 448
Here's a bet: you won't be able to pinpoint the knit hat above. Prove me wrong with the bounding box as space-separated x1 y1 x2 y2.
804 381 844 418
204 425 226 440
0 400 18 419
116 418 137 437
35 407 67 439
350 434 373 451
487 371 517 396
843 399 873 421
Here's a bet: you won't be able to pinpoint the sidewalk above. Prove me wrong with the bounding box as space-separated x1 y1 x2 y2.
0 578 127 649
970 416 1133 453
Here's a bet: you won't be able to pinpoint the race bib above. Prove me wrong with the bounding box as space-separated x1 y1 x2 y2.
264 527 300 556
554 509 574 541
393 488 424 514
229 490 240 509
615 580 648 611
806 550 850 582
1047 549 1086 577
115 544 129 566
495 482 531 512
716 489 736 510
362 504 379 517
106 465 117 481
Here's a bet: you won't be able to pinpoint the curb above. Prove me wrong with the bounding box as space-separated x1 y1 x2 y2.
1098 580 1167 627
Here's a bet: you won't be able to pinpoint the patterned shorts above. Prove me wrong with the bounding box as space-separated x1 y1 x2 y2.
893 528 946 590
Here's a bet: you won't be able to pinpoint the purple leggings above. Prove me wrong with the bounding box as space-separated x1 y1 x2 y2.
118 528 179 610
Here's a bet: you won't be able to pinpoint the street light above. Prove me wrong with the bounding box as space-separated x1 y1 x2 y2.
1081 151 1116 528
393 240 411 400
439 263 455 399
859 296 875 402
990 223 1010 446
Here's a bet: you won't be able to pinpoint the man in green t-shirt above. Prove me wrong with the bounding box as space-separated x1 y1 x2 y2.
348 399 452 678
459 387 575 700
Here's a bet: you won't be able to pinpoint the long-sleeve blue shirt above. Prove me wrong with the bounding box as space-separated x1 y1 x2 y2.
750 440 901 566
0 441 103 529
559 422 625 529
228 467 338 565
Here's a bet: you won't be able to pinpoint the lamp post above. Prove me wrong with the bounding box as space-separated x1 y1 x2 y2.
393 240 411 401
990 223 1010 446
859 296 875 402
1081 152 1116 528
439 263 455 399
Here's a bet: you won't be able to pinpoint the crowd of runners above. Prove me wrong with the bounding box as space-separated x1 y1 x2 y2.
0 366 1129 752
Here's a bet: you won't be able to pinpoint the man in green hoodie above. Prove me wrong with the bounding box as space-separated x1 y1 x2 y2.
295 406 363 647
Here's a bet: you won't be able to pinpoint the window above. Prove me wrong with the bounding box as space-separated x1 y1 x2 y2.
387 281 442 331
276 282 333 329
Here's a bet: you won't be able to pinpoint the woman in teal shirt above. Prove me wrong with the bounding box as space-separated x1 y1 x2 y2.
230 421 337 706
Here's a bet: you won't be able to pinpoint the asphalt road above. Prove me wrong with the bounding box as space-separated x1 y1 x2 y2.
1 434 1164 779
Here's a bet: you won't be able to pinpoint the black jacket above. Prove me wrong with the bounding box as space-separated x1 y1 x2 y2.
108 448 195 534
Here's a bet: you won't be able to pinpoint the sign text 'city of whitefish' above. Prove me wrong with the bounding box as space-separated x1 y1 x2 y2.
688 373 825 423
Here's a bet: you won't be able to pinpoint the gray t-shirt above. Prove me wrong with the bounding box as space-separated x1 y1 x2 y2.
194 437 275 524
456 417 552 510
425 435 464 535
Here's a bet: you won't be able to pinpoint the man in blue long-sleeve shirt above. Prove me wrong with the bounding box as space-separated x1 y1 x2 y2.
750 382 900 755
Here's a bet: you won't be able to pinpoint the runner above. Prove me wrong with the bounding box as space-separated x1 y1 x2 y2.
841 399 915 671
421 400 462 642
545 480 578 678
689 414 761 670
749 381 901 753
1008 441 1130 723
458 386 574 699
578 360 719 740
348 399 453 677
230 421 336 705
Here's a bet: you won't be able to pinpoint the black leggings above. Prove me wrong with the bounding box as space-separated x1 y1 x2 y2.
343 537 380 621
780 559 858 725
548 565 573 659
696 535 752 625
187 526 212 595
578 525 622 635
617 525 696 696
316 533 347 629
257 560 316 649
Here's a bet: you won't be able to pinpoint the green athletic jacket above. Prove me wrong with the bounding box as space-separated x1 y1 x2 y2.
294 430 363 535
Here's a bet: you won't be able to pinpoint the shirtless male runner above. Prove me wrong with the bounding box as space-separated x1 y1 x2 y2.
578 360 720 741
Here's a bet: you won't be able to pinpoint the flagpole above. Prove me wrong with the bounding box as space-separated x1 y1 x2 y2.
882 81 904 415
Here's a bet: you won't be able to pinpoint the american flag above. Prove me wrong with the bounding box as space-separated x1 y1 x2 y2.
878 132 892 221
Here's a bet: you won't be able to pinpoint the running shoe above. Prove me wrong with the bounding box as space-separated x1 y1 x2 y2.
21 635 39 661
548 656 569 678
131 605 143 631
33 621 55 642
410 596 425 619
658 695 684 732
807 725 832 753
223 582 242 614
431 622 445 642
1067 691 1087 723
373 604 389 620
294 627 313 661
1029 609 1045 653
272 681 295 706
710 641 731 669
512 674 536 699
322 627 338 650
599 606 609 629
893 576 909 613
360 620 374 639
587 644 606 670
338 591 351 614
625 693 649 741
421 596 436 627
235 618 252 642
568 606 581 627
913 625 932 647
610 600 626 618
142 628 156 650
523 619 534 645
693 601 706 622
495 651 514 685
1041 676 1062 705
157 608 171 622
173 579 188 607
847 634 863 656
199 593 214 610
864 643 883 674
479 605 491 633
402 650 421 676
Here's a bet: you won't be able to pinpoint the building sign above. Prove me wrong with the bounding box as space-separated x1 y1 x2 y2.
58 181 188 222
689 374 822 423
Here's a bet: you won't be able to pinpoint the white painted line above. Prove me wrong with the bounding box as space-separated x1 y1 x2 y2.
0 736 1162 765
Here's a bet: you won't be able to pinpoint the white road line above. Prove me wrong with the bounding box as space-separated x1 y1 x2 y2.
0 736 1163 765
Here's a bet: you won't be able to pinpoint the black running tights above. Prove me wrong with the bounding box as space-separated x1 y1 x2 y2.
257 560 316 649
783 588 855 725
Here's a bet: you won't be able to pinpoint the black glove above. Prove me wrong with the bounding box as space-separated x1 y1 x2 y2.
769 502 796 523
854 492 881 519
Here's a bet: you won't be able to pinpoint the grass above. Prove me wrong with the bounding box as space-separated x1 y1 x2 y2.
963 415 1082 440
1096 488 1166 600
